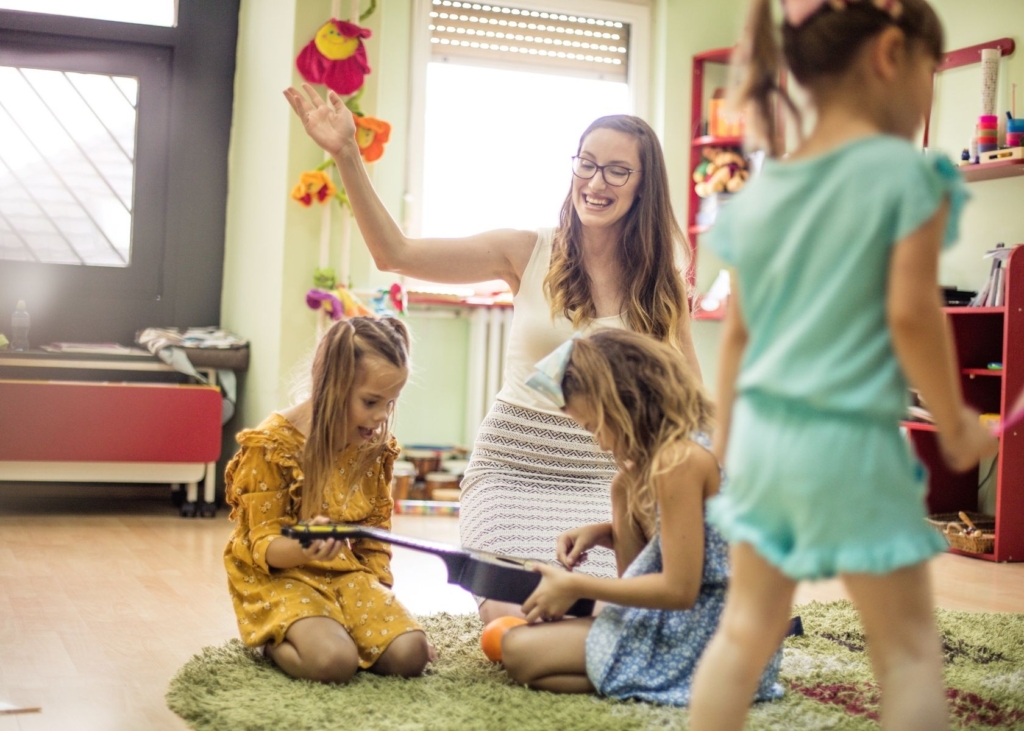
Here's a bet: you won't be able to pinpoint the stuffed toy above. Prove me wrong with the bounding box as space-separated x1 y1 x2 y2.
694 148 749 198
296 19 372 95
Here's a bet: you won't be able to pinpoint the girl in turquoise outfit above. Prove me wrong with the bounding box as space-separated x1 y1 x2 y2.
499 330 783 705
689 1 998 730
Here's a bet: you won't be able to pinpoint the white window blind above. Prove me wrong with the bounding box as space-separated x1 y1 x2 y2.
429 0 629 82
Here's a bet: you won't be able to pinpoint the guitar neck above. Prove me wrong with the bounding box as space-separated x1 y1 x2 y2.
347 525 467 560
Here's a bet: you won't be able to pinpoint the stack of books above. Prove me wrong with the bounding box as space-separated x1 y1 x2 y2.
971 244 1017 307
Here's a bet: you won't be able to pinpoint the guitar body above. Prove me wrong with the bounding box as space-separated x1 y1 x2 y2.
282 523 595 617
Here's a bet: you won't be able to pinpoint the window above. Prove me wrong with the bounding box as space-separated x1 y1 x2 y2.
0 0 177 27
0 30 171 301
0 0 237 347
408 0 650 265
0 66 139 266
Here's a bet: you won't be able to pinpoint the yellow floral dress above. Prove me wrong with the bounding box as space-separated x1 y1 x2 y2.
223 412 421 667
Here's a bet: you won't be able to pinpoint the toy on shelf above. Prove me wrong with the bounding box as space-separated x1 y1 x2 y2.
693 147 749 198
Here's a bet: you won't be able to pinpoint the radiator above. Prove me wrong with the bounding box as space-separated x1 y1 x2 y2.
464 306 513 445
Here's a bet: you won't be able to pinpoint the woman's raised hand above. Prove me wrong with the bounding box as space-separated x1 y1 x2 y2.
283 83 356 157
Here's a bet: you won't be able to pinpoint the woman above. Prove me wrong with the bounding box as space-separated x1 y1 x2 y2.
284 84 701 621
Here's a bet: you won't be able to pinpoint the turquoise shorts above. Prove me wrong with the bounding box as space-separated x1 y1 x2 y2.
708 394 947 581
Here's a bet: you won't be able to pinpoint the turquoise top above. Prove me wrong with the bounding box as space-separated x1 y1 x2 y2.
709 135 968 421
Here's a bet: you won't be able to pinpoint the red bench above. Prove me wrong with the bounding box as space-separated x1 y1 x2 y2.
0 379 222 514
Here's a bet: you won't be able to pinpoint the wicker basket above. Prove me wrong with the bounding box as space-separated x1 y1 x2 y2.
926 512 995 554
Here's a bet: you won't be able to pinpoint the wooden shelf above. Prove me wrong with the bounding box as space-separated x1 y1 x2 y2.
944 306 1004 315
963 368 1002 377
692 135 743 148
912 245 1024 562
960 158 1024 183
902 420 938 432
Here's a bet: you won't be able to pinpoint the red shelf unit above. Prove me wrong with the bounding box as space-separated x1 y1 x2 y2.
905 246 1024 562
687 47 741 316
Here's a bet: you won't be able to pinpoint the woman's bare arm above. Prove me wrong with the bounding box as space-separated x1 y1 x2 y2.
284 84 535 291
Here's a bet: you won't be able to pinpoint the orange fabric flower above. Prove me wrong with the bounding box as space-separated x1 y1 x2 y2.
353 114 391 162
290 170 337 207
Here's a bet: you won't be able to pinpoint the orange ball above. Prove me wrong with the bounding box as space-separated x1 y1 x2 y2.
480 616 527 662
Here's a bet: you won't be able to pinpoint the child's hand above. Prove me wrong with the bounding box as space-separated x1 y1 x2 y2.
299 515 348 563
556 524 611 570
939 407 999 473
283 84 357 157
521 562 578 623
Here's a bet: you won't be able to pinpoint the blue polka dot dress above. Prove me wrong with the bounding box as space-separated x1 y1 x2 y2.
584 437 784 706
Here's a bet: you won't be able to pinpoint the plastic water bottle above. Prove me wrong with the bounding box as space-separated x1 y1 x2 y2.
11 300 29 351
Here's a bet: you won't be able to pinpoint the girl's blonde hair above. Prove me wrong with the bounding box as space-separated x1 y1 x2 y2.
562 330 713 538
544 115 691 351
735 0 944 156
300 316 410 521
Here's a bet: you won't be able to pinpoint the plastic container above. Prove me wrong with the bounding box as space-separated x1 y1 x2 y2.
11 300 29 351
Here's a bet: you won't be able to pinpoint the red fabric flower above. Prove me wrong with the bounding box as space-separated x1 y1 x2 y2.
296 19 372 96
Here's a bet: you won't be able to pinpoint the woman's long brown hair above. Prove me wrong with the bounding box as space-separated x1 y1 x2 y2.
300 316 410 521
562 330 713 539
543 115 690 351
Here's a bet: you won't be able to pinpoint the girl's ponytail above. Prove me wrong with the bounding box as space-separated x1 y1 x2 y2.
733 0 796 157
301 321 358 520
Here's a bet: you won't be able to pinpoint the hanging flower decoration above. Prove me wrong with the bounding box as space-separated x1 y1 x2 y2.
290 170 336 207
296 19 372 96
353 114 391 162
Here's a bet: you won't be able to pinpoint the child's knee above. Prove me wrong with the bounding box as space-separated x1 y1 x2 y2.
720 604 788 657
381 631 431 677
500 627 531 684
305 644 359 684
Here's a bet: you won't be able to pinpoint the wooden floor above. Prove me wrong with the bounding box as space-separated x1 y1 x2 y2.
1 483 1022 731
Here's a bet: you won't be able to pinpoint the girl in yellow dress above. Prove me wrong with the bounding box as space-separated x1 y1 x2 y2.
223 316 431 684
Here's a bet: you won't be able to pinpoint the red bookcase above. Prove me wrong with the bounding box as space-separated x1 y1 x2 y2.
687 47 734 321
903 245 1024 562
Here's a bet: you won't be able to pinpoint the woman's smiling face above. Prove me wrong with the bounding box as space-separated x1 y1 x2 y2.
571 127 642 232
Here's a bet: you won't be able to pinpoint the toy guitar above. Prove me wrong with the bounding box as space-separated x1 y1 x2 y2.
281 523 596 617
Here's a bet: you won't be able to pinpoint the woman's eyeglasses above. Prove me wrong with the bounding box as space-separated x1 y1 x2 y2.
571 156 640 187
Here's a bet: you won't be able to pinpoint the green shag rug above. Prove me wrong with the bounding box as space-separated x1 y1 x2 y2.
167 602 1024 731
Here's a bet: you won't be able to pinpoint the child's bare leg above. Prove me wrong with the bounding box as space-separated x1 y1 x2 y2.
690 543 797 731
371 629 432 678
842 562 948 731
479 599 526 624
502 617 596 693
265 616 360 684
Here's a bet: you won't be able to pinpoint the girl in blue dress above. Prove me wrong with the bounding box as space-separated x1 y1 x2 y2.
500 330 783 706
688 1 998 730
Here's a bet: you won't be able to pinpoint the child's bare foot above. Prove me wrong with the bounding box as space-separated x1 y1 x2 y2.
428 644 438 663
939 408 999 473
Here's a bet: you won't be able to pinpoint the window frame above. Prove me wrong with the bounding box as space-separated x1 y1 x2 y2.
404 0 651 238
0 30 172 294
